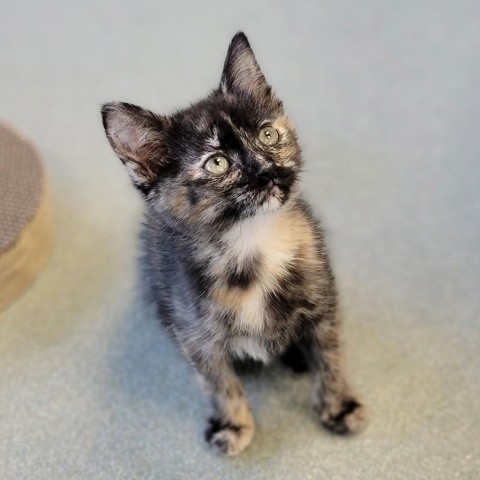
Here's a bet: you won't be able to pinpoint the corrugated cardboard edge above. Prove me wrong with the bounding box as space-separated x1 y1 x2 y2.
0 181 54 313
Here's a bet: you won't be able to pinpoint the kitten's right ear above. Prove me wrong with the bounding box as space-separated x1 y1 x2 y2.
101 102 167 193
220 32 271 98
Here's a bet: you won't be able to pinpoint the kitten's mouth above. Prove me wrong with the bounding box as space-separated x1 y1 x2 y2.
267 183 283 198
258 178 293 207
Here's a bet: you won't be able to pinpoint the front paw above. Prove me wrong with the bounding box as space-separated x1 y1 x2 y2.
205 417 255 456
316 397 367 435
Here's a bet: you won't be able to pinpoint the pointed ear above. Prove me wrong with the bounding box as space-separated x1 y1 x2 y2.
220 32 271 97
101 102 167 192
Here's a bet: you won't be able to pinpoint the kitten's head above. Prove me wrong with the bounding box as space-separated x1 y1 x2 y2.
102 32 302 231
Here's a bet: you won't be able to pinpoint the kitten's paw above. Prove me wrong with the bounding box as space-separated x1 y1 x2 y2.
205 418 255 456
317 397 367 435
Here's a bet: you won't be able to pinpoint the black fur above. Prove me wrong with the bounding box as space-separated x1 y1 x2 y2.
280 341 310 373
226 255 260 289
322 399 363 435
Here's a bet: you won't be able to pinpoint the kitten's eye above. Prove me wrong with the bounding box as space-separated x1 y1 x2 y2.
204 155 230 174
258 126 280 146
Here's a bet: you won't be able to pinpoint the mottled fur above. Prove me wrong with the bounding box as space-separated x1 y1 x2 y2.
101 32 365 456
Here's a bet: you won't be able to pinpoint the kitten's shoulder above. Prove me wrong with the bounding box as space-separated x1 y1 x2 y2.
139 208 180 273
292 197 321 223
290 197 326 236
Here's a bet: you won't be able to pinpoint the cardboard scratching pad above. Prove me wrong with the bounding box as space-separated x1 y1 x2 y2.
0 122 54 312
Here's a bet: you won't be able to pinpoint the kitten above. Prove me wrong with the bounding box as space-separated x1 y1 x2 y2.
101 32 366 456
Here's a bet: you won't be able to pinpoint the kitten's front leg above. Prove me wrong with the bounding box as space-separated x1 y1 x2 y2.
196 356 255 456
309 315 367 435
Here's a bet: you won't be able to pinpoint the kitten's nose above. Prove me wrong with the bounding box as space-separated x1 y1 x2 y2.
257 169 293 189
257 171 274 188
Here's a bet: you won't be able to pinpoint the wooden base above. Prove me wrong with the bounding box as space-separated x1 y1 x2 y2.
0 184 54 312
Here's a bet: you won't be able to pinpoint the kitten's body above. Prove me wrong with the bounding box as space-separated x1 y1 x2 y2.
102 32 365 455
142 198 334 362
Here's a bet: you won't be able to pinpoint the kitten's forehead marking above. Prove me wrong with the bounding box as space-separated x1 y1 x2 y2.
206 126 220 149
217 114 259 152
195 114 211 131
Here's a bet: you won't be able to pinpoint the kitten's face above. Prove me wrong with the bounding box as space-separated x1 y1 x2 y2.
102 33 302 230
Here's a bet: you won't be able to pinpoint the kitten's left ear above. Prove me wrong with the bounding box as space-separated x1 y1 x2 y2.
220 32 272 98
101 102 168 193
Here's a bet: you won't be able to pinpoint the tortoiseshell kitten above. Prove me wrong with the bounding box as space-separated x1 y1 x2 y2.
101 32 366 456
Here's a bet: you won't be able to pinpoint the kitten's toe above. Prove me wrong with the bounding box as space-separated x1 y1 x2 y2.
205 418 255 456
317 397 367 435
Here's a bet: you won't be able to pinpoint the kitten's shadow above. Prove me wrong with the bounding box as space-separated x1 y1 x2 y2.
105 293 194 409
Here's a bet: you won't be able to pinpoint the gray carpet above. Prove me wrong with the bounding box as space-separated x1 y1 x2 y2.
1 1 479 478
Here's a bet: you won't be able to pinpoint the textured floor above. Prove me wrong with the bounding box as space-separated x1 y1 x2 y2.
1 1 479 479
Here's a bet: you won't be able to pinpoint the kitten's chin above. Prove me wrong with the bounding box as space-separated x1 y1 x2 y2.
256 184 294 214
258 195 283 214
256 190 293 214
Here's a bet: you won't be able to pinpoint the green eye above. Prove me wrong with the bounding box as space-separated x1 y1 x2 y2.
259 126 280 146
204 155 230 174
